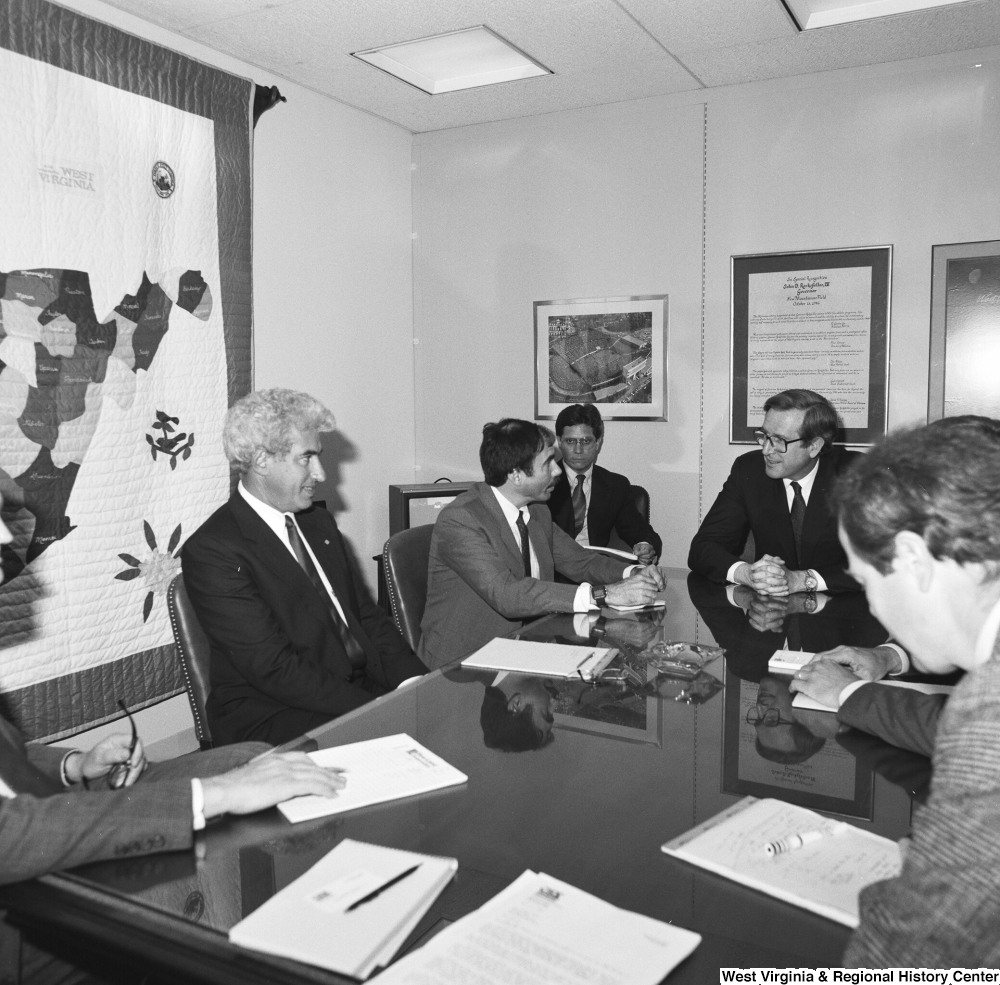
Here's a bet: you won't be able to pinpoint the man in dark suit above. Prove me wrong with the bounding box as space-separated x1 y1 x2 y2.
803 416 1000 968
182 389 427 745
688 388 860 595
418 419 665 668
0 492 346 886
546 403 661 564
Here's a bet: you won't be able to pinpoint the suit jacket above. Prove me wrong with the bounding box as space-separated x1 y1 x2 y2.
688 448 861 593
0 713 263 885
418 482 631 669
839 682 944 759
181 493 426 745
547 465 662 557
845 632 1000 967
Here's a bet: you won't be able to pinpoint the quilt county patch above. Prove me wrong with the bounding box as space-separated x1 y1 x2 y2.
0 269 212 569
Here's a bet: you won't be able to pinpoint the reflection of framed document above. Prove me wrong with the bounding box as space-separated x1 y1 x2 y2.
721 667 873 819
731 247 891 445
534 295 667 421
929 240 1000 421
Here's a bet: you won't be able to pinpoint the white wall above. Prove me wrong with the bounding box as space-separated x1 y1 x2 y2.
413 47 1000 564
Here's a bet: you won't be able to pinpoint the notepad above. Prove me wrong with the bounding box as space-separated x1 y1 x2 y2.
768 649 816 675
375 869 701 985
662 796 901 927
229 839 457 980
791 677 956 713
277 733 467 824
462 637 618 679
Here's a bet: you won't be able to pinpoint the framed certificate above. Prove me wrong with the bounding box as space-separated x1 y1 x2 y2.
730 247 891 445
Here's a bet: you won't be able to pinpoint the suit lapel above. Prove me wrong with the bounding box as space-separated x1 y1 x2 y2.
228 494 333 631
527 504 555 581
478 484 526 571
549 472 574 531
298 510 356 618
587 466 608 542
768 474 798 564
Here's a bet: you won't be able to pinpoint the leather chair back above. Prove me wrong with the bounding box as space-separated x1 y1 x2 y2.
629 484 650 523
382 525 434 653
167 574 213 749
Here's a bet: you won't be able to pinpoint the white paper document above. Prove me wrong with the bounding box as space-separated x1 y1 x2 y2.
375 869 701 985
277 733 467 824
768 649 816 675
791 677 955 713
662 797 901 927
462 637 618 680
229 839 457 980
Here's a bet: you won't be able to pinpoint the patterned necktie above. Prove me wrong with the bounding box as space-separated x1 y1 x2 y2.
572 473 587 536
284 516 366 670
790 481 806 568
516 510 532 578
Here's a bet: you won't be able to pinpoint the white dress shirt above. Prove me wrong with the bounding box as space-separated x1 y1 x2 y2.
563 464 593 547
726 458 827 591
491 486 594 612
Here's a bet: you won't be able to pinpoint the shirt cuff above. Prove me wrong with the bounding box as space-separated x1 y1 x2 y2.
726 561 746 584
574 613 599 636
881 643 909 675
59 750 81 787
575 583 595 612
622 564 640 577
838 679 869 709
191 778 206 831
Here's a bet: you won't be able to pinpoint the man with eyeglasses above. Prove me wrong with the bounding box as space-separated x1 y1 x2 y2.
547 404 662 566
688 389 862 596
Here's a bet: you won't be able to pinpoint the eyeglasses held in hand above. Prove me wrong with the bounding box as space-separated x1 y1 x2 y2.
753 430 807 454
108 699 138 789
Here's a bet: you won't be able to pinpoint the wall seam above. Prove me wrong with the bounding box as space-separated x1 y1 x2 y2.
410 145 419 484
697 101 707 644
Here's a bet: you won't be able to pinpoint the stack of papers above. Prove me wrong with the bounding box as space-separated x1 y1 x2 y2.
768 649 816 675
662 796 901 926
791 678 955 713
229 839 457 980
375 869 701 985
277 733 467 824
462 637 618 679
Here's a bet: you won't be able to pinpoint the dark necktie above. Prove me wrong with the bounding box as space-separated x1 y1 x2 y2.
284 516 366 671
790 481 806 568
0 715 63 797
516 510 532 578
572 473 587 536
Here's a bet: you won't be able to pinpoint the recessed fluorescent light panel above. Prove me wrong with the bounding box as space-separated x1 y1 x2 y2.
785 0 977 30
352 26 551 95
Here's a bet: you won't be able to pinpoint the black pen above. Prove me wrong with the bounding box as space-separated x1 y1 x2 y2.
346 864 421 912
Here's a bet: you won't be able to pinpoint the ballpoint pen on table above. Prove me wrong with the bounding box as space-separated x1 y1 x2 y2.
346 864 421 912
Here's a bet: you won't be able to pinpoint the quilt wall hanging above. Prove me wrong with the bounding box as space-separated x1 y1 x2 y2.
0 0 253 739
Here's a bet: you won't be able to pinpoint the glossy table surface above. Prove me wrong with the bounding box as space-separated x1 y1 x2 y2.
1 570 929 984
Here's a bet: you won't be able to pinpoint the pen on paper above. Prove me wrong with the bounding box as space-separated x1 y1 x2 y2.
764 823 848 857
346 864 421 912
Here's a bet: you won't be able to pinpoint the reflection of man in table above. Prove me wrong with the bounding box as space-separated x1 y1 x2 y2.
480 675 556 752
747 675 827 764
546 403 661 564
688 389 860 594
810 416 1000 968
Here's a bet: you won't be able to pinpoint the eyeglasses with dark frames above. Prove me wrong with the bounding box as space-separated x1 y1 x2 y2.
561 437 596 449
108 699 138 789
746 705 797 728
753 429 807 455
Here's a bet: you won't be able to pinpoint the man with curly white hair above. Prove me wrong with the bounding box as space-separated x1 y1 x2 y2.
182 388 427 745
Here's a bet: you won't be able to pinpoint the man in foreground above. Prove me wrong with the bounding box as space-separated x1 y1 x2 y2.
546 403 661 564
688 389 860 594
418 419 665 668
183 389 426 745
806 417 1000 967
0 492 345 886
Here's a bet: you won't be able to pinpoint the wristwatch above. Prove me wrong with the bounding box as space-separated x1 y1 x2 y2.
803 572 818 591
591 585 607 607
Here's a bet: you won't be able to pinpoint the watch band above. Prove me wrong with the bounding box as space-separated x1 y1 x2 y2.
592 585 607 606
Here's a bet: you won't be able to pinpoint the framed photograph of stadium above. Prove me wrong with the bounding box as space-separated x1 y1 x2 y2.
929 239 1000 421
534 295 668 421
730 247 891 445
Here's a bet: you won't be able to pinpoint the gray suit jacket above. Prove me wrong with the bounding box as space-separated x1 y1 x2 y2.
0 713 265 885
839 682 945 759
845 632 1000 967
418 482 630 668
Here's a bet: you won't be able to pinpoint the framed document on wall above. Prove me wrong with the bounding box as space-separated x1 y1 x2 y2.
730 247 891 445
929 240 1000 421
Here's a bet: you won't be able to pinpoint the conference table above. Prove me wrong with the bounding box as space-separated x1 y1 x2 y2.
0 569 927 984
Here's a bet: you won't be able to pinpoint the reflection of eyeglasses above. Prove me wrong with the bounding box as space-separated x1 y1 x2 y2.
753 430 806 454
108 699 138 789
746 706 796 727
561 437 595 448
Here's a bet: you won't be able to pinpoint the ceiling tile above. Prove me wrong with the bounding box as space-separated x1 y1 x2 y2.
96 0 299 34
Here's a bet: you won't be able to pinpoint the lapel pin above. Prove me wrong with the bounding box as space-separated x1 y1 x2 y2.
324 539 330 545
